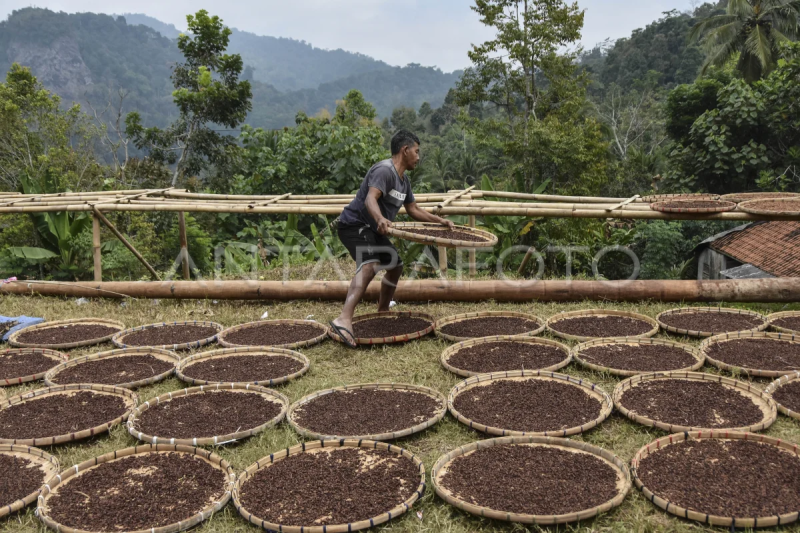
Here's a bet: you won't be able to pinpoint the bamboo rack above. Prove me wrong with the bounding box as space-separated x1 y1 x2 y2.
5 188 798 286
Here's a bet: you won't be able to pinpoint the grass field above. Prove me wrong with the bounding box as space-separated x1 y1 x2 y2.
1 292 800 533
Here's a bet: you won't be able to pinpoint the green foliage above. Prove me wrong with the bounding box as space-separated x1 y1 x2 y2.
164 214 213 277
690 0 800 82
333 89 377 127
0 64 107 193
232 108 388 197
635 221 687 279
665 44 800 193
665 77 726 144
584 7 716 92
125 10 252 186
455 0 612 195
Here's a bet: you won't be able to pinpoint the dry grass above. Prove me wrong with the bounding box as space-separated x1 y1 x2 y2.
1 293 800 533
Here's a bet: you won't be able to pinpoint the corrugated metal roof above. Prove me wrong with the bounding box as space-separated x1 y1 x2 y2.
720 264 775 279
710 221 800 277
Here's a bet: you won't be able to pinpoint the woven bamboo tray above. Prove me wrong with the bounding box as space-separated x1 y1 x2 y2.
218 319 328 349
0 444 59 519
700 331 800 378
329 311 435 345
448 370 612 437
656 307 768 338
175 346 310 387
432 436 631 525
546 309 659 342
128 384 288 446
764 372 800 421
112 320 223 351
0 384 138 446
650 199 736 213
613 371 777 433
573 338 704 377
37 444 235 533
738 198 800 216
643 193 720 203
1 348 68 386
388 222 498 248
631 431 800 529
722 192 800 203
441 336 571 377
233 439 425 533
767 311 800 334
435 311 546 343
8 318 125 350
287 383 446 441
44 347 180 389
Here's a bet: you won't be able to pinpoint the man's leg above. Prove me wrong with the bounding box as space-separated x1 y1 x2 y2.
332 262 378 344
378 264 403 312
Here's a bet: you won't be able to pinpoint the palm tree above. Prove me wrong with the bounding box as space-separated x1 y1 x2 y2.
690 0 800 82
420 147 454 193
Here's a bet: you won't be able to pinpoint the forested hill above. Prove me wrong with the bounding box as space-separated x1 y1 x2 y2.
0 8 458 128
580 2 726 91
122 13 395 92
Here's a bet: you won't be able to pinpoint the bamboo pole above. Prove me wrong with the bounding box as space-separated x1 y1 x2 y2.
177 212 190 280
249 192 291 207
518 247 537 275
435 186 476 214
6 202 793 222
439 246 448 277
4 278 800 303
468 215 477 278
92 214 102 282
456 190 640 203
92 208 161 281
606 195 641 211
91 187 173 207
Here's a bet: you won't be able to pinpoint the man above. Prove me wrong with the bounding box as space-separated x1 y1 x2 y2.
329 130 454 347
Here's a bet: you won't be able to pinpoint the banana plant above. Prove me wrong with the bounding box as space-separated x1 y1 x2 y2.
12 172 93 278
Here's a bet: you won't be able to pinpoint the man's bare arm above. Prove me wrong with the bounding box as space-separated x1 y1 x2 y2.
365 187 392 235
405 202 455 229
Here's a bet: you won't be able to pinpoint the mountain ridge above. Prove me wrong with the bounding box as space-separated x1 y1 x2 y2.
0 8 459 128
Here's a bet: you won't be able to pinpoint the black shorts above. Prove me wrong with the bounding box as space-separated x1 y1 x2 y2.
338 224 403 273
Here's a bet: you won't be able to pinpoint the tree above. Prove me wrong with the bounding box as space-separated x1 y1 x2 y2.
665 43 800 193
690 0 800 82
0 64 106 193
125 10 253 186
390 106 418 132
594 75 667 160
418 102 433 118
233 105 388 197
455 0 610 194
333 89 377 127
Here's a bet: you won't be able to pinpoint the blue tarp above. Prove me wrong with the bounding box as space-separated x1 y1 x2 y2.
0 315 45 342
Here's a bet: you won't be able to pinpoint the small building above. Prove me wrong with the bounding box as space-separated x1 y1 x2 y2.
695 221 800 280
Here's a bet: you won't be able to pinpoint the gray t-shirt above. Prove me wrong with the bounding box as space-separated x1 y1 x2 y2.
339 159 416 229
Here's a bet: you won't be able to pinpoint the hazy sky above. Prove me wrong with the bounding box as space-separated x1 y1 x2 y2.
2 0 695 72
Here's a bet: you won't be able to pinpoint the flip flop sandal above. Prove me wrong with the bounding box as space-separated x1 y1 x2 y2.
329 321 357 348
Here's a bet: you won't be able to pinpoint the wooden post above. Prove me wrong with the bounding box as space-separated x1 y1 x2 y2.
438 246 448 277
92 213 102 282
468 215 477 277
177 212 190 280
